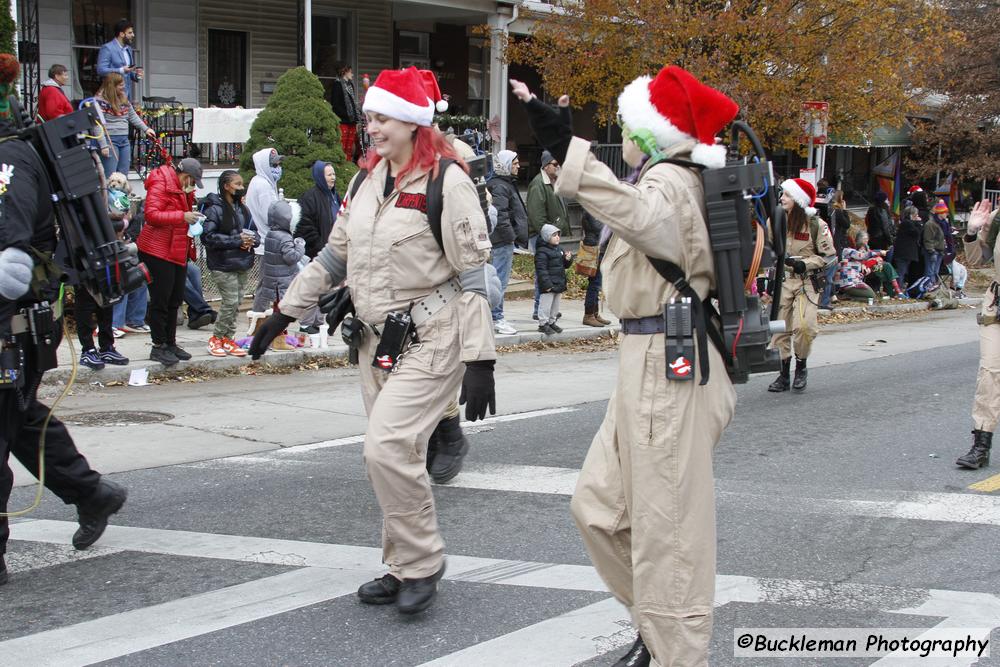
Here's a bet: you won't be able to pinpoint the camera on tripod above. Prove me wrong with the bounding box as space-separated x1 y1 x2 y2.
10 97 150 306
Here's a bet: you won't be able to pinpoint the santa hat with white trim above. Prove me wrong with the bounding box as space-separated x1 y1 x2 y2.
418 69 449 114
616 65 739 169
362 67 437 127
780 178 818 217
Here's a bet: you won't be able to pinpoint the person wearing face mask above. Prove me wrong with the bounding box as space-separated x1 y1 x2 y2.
249 67 497 615
511 65 741 667
97 19 143 101
294 160 342 334
136 157 205 366
246 148 283 254
201 170 259 357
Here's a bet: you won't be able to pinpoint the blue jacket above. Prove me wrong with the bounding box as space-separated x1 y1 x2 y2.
97 40 140 99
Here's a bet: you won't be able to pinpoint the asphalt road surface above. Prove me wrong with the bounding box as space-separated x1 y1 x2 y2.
2 310 999 666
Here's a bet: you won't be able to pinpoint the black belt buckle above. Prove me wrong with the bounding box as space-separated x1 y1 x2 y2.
664 299 695 381
372 311 416 371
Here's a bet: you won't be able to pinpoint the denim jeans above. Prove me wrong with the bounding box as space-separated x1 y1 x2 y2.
893 258 911 287
185 260 214 317
819 262 837 308
585 269 602 313
101 134 131 177
112 285 149 328
489 243 514 321
923 251 943 283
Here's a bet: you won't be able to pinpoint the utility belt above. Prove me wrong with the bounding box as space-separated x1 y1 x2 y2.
1 301 60 408
341 278 461 371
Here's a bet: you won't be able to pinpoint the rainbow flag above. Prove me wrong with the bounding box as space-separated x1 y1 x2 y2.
873 152 901 214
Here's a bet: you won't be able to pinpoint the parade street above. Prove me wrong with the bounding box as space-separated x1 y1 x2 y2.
2 309 999 666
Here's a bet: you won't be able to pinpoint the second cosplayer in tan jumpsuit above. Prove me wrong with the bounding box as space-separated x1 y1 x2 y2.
556 136 737 666
771 219 836 361
280 158 495 579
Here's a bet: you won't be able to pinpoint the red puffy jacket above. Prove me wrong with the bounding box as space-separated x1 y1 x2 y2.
137 165 196 266
38 84 73 121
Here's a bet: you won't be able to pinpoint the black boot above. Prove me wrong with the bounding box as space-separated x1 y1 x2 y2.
792 357 808 392
357 573 402 605
768 358 791 392
397 561 447 615
956 430 992 469
612 635 651 667
0 554 7 586
426 429 439 473
429 415 469 484
73 478 127 550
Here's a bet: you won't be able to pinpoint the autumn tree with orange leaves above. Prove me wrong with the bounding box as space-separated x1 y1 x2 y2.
502 0 956 151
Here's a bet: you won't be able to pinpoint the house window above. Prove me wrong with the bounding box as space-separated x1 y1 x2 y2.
467 38 490 117
312 13 355 102
208 30 248 107
398 31 429 70
71 0 135 101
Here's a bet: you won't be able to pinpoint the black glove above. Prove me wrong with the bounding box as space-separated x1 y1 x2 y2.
784 257 807 275
249 313 295 360
522 97 573 165
319 286 355 333
459 359 496 422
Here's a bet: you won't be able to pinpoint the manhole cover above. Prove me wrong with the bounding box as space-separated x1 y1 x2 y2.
61 411 174 427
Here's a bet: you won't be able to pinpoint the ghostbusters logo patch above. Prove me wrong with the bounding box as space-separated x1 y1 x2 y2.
669 356 692 377
0 163 15 195
395 193 428 213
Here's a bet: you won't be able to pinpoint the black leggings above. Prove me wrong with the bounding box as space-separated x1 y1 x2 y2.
74 285 113 351
139 251 186 346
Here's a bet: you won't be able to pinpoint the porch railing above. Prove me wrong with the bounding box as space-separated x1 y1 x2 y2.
592 143 629 179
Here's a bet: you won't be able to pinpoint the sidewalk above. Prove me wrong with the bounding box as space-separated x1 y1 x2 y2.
45 297 614 386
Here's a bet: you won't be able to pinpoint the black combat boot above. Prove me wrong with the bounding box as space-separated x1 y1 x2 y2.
397 561 446 615
429 415 469 484
357 573 402 604
768 358 791 392
956 430 992 469
612 635 651 667
426 429 439 473
792 357 808 392
72 478 127 550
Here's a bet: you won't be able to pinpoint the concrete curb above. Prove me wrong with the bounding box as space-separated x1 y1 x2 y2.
819 297 982 318
42 324 621 387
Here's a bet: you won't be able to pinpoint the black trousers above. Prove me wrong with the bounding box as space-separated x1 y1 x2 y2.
140 251 187 346
1 333 101 554
74 284 113 351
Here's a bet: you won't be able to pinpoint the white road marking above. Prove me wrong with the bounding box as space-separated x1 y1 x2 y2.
7 520 1000 666
417 598 633 666
0 567 378 667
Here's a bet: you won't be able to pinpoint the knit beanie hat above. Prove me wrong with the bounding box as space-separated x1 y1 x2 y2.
932 199 949 215
540 223 560 243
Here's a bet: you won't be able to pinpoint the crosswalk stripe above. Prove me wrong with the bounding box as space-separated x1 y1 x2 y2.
416 597 633 666
0 567 377 667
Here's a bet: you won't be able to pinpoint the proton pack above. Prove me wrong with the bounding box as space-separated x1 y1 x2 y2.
645 120 787 385
8 96 149 307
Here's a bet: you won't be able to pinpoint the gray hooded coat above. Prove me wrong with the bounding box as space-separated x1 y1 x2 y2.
257 200 305 304
246 148 280 256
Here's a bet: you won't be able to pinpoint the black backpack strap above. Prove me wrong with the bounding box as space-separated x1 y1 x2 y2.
425 158 457 252
348 169 368 201
645 256 727 385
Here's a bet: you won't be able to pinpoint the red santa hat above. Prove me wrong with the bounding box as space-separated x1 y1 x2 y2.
616 65 739 169
908 185 923 194
362 67 438 127
781 178 818 217
418 69 449 114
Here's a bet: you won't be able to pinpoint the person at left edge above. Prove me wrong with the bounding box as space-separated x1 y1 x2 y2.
249 66 497 614
0 54 126 585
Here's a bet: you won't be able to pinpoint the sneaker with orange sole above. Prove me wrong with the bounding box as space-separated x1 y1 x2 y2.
222 337 247 357
207 336 227 357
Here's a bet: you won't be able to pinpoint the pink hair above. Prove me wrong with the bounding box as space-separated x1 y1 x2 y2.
361 126 468 183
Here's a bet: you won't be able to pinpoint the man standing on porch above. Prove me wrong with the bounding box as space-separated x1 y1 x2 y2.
329 63 360 162
97 20 143 101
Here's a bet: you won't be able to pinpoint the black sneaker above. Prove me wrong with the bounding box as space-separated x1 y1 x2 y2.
99 347 130 365
613 635 651 667
80 348 105 370
299 325 320 335
73 478 127 550
0 554 7 586
358 573 402 605
170 345 193 361
397 561 447 615
187 312 214 330
532 313 539 320
549 323 563 334
150 344 179 366
538 324 555 335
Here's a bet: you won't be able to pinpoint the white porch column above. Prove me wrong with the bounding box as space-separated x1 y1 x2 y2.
488 6 516 154
304 0 313 71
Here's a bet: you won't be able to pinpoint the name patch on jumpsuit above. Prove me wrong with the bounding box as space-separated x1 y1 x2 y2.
395 193 428 213
794 232 810 241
